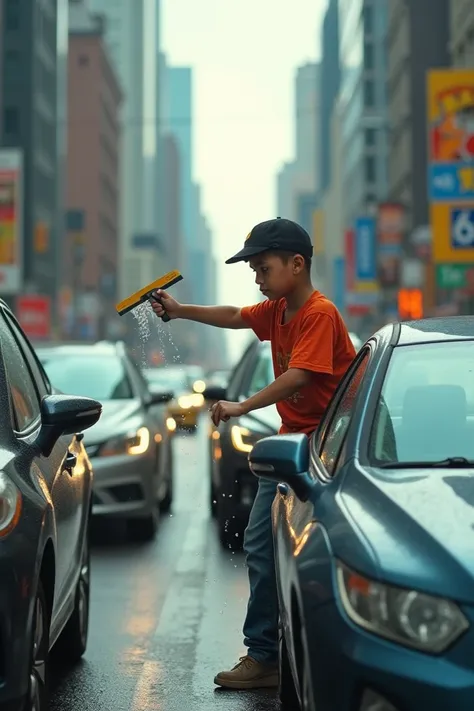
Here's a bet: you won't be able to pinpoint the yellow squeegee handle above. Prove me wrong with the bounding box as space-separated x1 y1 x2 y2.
115 270 182 316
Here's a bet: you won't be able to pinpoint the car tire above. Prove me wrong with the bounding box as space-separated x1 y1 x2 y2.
279 628 300 710
54 529 90 664
127 509 158 542
160 441 174 513
217 495 245 550
26 580 50 711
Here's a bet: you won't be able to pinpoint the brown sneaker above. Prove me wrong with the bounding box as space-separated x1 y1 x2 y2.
214 655 279 690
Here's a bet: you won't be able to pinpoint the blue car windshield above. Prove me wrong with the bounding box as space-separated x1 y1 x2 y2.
370 341 474 464
39 353 134 400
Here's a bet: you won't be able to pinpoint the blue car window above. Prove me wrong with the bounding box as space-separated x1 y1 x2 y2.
247 347 273 397
320 350 370 475
371 341 474 463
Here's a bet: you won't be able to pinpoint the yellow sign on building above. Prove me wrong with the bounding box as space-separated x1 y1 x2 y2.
431 203 474 263
427 69 474 263
312 209 324 255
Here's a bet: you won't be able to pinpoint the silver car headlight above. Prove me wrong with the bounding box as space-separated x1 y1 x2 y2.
0 472 22 537
100 427 150 457
336 561 469 653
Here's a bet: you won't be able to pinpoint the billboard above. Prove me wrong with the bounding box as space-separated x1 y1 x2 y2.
354 216 377 282
333 256 345 313
427 70 474 267
427 70 474 202
344 229 375 315
377 203 404 286
431 203 474 262
0 149 23 294
16 296 51 339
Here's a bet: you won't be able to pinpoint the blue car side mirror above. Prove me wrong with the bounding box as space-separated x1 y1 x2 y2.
248 433 314 502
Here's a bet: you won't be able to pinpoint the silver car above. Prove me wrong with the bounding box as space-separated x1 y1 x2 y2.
36 341 175 542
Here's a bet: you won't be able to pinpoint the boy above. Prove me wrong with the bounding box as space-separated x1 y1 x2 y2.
150 217 356 690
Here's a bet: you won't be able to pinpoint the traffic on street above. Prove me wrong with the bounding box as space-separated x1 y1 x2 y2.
48 425 279 711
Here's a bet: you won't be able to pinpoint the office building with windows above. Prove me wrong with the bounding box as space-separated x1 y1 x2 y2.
450 0 474 66
0 0 68 305
387 0 450 230
338 0 389 226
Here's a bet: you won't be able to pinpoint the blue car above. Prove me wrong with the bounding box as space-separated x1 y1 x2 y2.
249 317 474 711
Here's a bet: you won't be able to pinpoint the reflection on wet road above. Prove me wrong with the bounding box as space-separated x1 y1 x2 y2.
50 422 279 711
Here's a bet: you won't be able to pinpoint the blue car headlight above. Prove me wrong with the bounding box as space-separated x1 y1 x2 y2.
336 561 469 653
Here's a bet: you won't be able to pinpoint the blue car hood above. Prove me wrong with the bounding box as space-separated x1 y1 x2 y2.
337 464 474 604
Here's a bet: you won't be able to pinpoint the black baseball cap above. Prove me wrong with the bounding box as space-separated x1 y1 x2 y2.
225 217 314 264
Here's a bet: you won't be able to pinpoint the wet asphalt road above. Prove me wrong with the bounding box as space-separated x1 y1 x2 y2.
50 421 280 711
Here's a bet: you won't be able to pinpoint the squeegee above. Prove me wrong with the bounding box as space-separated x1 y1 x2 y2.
115 269 183 322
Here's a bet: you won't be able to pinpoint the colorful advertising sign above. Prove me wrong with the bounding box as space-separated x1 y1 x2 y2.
0 149 23 294
344 229 376 315
333 256 345 313
430 202 474 262
398 289 423 321
436 263 474 291
354 216 377 282
16 295 51 339
377 203 404 286
427 70 474 202
345 229 355 291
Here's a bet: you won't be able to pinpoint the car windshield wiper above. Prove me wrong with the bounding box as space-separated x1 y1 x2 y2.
379 457 474 469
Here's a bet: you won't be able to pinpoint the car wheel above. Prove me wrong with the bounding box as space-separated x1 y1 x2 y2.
160 441 174 513
27 581 50 711
127 508 158 542
279 627 300 710
217 495 244 550
301 639 316 711
54 530 90 663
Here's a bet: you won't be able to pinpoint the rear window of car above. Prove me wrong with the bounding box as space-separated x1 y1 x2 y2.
39 352 134 400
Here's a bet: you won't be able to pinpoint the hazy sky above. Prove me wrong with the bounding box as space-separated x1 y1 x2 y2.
162 0 326 356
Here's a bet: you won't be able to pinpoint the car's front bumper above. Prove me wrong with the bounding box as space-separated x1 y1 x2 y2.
217 440 258 515
90 449 157 518
304 596 474 711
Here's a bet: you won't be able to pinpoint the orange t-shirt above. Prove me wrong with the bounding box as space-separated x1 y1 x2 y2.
241 291 356 435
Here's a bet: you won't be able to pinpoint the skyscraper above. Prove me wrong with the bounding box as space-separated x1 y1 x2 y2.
88 0 160 300
387 0 450 230
338 0 389 226
65 4 122 340
276 63 320 219
319 0 340 193
167 66 193 282
0 0 68 319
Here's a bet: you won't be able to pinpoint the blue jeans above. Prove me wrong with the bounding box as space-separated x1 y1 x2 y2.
242 477 279 665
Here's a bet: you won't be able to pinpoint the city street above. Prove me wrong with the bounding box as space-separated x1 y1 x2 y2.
50 422 279 711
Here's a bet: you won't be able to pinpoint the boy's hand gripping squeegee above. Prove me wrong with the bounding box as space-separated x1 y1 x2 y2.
115 270 183 322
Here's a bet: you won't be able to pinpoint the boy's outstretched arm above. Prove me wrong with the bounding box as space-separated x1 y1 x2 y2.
150 289 249 329
211 368 311 425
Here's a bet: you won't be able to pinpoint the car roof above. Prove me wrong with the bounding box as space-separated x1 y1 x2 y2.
396 316 474 346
